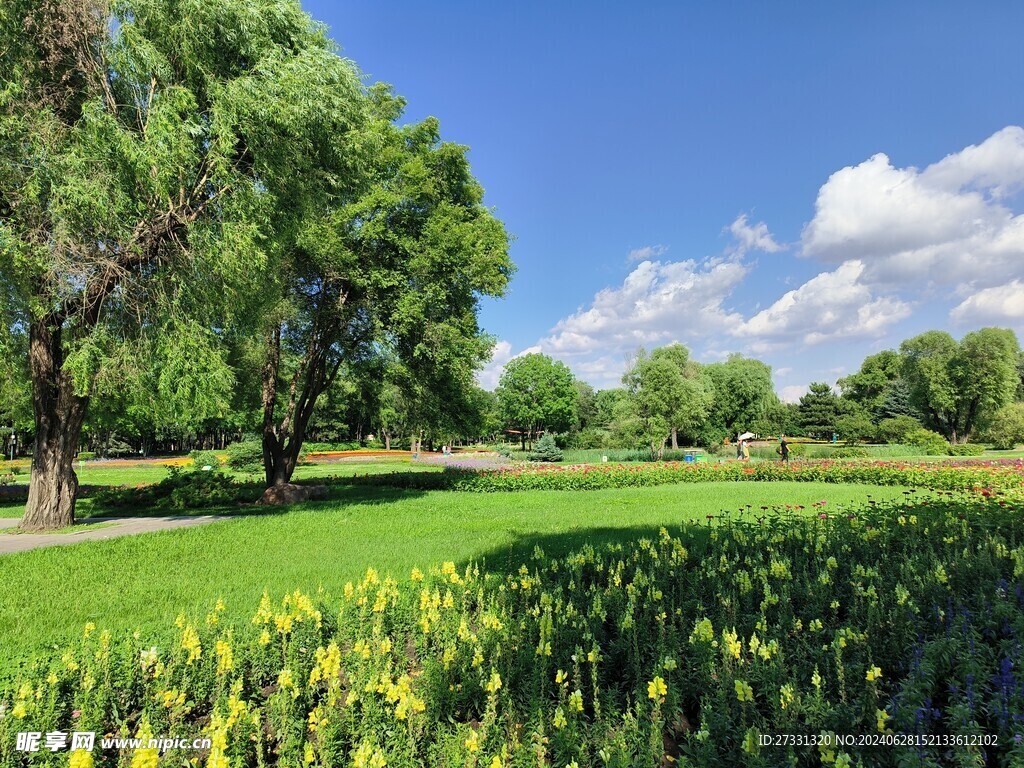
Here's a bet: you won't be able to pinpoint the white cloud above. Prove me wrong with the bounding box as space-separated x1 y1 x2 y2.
950 280 1024 325
728 214 783 254
800 126 1024 292
735 261 912 347
627 244 669 262
542 256 749 358
923 126 1024 198
779 384 807 403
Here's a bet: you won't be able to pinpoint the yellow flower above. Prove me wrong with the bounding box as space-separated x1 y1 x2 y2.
866 666 882 683
490 757 502 768
69 750 94 768
734 679 754 703
555 669 567 685
723 628 742 660
647 676 668 700
11 701 27 718
131 718 159 768
779 684 796 709
181 624 202 663
258 629 271 646
410 567 424 582
465 729 480 753
553 707 567 729
569 690 584 712
215 637 233 675
876 708 890 732
83 622 96 637
485 670 502 694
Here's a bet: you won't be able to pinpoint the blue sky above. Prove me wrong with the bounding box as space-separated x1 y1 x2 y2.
305 1 1024 399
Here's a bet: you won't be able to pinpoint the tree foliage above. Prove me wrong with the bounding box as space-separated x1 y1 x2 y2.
703 355 780 439
497 354 578 447
900 328 1021 443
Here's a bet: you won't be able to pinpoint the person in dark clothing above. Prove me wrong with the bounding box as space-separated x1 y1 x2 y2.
779 435 790 462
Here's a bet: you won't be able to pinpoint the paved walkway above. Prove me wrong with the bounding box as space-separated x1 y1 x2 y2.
0 515 227 555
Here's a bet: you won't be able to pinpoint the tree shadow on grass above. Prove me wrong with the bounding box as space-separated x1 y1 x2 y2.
75 477 430 520
462 522 717 578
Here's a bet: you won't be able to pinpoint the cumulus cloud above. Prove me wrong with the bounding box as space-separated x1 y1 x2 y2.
778 384 807 404
541 256 749 358
728 214 783 255
735 261 912 348
627 244 669 262
801 126 1024 291
950 280 1024 325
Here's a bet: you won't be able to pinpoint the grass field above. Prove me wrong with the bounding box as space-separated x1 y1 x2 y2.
0 480 914 663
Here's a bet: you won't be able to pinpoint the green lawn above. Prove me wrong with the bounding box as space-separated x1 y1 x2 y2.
0 481 914 663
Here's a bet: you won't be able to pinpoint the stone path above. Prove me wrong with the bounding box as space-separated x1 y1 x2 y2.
0 515 227 555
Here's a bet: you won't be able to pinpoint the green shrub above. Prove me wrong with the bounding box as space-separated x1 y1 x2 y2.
877 415 921 444
528 433 563 462
92 468 258 511
76 451 96 461
987 402 1024 450
904 428 949 455
225 440 265 472
189 449 222 469
946 443 986 456
303 441 362 452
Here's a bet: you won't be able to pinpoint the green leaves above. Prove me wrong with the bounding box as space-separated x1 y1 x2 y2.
497 354 579 438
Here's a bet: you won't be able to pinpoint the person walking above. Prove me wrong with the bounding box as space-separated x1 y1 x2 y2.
741 440 750 461
779 435 790 463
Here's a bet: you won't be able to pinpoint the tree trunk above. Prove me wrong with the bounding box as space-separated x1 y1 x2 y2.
671 427 678 451
261 322 340 488
384 433 391 451
21 319 88 531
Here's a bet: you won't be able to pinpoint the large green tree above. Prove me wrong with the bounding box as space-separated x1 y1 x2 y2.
900 328 1021 443
497 354 578 449
797 382 842 440
837 350 903 419
258 111 512 486
648 343 711 449
703 355 780 441
1 0 354 528
619 351 687 458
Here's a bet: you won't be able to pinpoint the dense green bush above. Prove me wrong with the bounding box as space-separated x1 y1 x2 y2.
6 495 1024 766
947 443 986 457
304 441 362 452
904 428 949 455
76 451 96 461
528 433 564 462
92 468 258 511
987 402 1024 450
876 415 921 444
225 440 265 472
189 449 222 469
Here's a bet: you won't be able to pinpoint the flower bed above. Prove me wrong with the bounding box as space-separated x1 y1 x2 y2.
353 458 1024 494
3 494 1024 766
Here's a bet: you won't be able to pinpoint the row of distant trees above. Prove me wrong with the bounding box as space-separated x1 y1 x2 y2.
493 327 1024 457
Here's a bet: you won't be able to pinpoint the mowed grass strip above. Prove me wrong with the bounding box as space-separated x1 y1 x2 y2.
0 481 913 663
